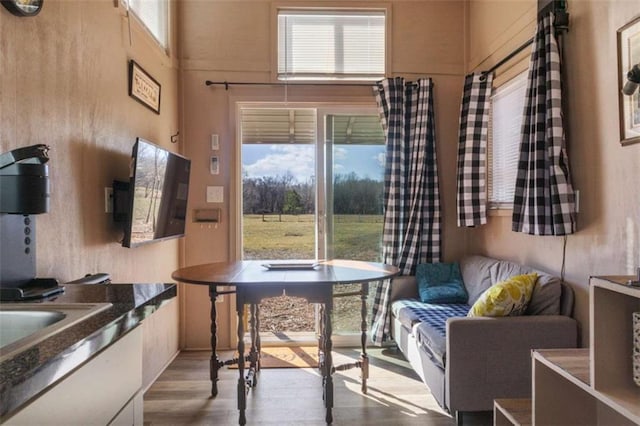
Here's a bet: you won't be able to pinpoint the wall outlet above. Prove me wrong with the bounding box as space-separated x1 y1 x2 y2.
206 186 224 203
104 187 113 213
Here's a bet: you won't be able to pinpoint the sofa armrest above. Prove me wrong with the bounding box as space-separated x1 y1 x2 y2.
445 315 578 412
389 275 419 303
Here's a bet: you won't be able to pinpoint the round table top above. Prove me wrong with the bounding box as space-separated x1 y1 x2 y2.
171 259 400 287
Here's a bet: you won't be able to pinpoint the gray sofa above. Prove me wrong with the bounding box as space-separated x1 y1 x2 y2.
389 255 578 423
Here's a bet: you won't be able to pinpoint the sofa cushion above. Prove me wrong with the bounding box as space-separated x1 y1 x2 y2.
412 303 469 369
489 259 561 315
459 256 498 306
391 299 469 330
392 299 469 369
416 262 467 304
468 273 538 317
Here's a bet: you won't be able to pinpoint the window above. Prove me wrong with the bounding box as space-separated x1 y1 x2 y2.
126 0 169 49
488 72 527 209
238 104 385 341
277 10 386 81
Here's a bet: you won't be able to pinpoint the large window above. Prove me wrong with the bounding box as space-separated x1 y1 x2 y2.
488 72 527 209
277 9 386 81
126 0 169 49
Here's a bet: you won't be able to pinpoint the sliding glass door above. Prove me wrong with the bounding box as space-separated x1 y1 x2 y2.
322 110 385 335
238 104 384 339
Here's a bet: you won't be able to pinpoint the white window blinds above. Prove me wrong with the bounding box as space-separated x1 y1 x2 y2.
127 0 168 49
488 72 527 208
277 10 385 81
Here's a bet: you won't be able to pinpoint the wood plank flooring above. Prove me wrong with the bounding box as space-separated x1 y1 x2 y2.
144 347 492 425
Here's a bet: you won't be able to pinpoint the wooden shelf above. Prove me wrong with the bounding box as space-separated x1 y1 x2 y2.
534 348 590 386
590 276 640 423
522 277 640 425
498 277 640 425
494 398 531 426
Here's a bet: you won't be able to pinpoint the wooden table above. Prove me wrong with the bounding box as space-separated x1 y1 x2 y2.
172 259 399 425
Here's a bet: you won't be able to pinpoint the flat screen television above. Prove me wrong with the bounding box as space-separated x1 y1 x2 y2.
120 138 191 248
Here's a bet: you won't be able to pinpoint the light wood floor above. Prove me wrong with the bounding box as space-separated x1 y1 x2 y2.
143 347 492 425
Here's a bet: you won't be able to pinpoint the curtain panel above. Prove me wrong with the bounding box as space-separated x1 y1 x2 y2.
370 77 441 344
512 12 577 235
456 72 493 227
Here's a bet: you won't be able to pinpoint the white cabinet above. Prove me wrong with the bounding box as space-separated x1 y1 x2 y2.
495 276 640 425
5 326 143 426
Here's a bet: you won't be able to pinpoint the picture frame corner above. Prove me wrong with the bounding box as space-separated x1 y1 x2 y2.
616 15 640 146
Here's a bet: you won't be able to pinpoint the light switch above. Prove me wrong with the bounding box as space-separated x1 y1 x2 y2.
206 186 224 203
211 134 219 150
210 156 219 175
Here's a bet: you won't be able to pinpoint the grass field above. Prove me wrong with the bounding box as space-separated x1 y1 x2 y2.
242 214 382 261
242 214 383 334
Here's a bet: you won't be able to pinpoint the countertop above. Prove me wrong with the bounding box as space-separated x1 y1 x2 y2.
0 282 177 419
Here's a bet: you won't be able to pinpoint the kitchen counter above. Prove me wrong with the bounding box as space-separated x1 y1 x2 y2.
0 282 177 420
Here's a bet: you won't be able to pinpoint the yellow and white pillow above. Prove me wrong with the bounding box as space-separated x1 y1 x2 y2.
467 273 538 317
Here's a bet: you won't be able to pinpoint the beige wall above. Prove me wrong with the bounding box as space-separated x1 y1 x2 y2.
10 0 635 385
1 0 180 373
178 0 467 349
466 0 640 346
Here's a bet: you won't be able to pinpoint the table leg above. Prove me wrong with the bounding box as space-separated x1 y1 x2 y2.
329 283 370 396
255 303 261 371
208 285 223 398
237 298 247 425
322 302 333 424
247 303 259 387
360 282 369 394
317 304 325 371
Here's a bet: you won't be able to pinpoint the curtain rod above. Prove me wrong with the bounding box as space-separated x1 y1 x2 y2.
204 80 419 90
481 37 534 79
481 7 569 79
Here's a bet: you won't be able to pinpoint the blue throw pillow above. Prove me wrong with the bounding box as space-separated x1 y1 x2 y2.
416 262 468 304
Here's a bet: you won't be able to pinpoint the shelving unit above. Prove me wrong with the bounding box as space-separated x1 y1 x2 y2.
495 276 640 425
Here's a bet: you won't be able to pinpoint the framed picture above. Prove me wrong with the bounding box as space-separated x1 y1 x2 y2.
617 16 640 146
128 60 161 114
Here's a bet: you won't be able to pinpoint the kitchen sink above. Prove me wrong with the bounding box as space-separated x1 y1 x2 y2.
0 303 112 361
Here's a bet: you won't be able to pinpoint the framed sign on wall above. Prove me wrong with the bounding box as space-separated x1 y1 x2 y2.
128 60 161 115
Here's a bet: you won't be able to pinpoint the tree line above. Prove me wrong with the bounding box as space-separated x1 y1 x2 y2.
243 172 383 215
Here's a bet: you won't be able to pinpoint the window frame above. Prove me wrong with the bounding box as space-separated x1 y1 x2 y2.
271 3 392 83
121 0 170 54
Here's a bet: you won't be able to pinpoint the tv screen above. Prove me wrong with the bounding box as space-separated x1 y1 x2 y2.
122 138 191 248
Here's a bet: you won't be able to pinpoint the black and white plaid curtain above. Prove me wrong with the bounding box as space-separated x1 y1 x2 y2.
512 12 576 235
370 77 441 344
456 72 493 227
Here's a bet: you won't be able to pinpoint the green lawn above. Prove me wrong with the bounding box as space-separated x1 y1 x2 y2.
242 214 384 333
242 214 382 261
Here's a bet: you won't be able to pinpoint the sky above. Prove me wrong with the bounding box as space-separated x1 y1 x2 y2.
242 144 385 183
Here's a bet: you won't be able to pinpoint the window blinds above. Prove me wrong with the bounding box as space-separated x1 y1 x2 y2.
488 72 527 208
277 10 385 80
